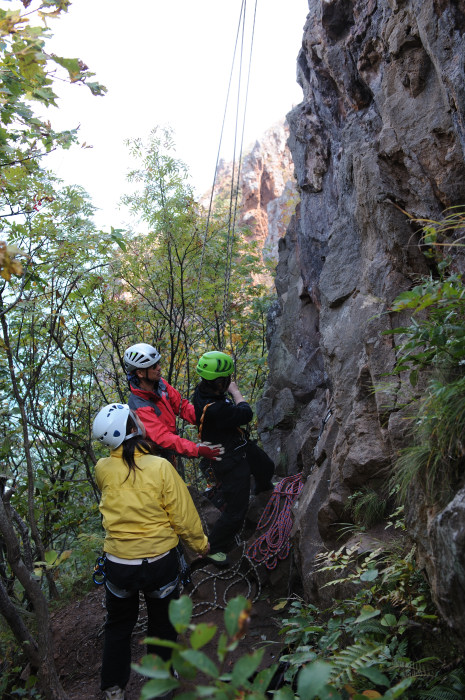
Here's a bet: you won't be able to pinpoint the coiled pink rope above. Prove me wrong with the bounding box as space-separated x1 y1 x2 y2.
246 473 304 570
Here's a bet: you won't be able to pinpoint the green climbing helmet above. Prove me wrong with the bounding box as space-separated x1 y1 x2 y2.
196 351 234 380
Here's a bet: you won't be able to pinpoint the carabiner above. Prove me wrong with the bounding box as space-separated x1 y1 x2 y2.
93 555 106 585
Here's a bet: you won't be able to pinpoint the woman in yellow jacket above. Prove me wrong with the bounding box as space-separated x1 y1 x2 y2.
92 403 210 700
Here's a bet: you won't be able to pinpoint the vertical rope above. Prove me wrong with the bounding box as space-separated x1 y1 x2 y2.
193 0 247 315
221 0 258 350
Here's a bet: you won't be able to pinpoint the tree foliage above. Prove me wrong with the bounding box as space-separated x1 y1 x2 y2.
0 9 273 699
0 1 105 169
0 3 107 698
0 92 273 700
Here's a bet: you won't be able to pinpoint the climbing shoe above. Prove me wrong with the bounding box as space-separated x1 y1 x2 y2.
206 551 230 567
104 686 125 700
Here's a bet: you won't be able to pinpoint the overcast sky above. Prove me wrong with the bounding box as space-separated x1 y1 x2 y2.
35 0 308 230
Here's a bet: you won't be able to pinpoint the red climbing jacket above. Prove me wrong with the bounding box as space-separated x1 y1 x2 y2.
128 378 200 458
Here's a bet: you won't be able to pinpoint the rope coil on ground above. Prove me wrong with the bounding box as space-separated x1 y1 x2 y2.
246 474 304 570
182 541 262 617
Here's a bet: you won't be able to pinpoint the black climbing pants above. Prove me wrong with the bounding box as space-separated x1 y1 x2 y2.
208 448 251 554
207 442 274 554
100 548 179 691
246 440 275 494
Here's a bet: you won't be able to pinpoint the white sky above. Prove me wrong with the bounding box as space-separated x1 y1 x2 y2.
34 0 307 230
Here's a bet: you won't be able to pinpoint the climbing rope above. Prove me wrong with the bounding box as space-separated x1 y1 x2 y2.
181 540 263 617
246 474 304 570
185 486 264 616
193 0 258 350
220 0 257 349
180 474 305 616
177 0 256 408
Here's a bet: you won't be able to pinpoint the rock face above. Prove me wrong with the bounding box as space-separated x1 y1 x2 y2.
240 122 298 262
257 0 465 640
207 121 298 269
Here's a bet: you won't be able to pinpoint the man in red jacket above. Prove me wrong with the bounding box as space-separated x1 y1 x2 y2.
124 343 223 463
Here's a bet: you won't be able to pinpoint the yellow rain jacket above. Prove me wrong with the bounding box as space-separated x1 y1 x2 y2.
95 447 208 559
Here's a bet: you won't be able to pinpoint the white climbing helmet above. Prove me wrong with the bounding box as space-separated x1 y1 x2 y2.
92 403 145 449
124 343 161 372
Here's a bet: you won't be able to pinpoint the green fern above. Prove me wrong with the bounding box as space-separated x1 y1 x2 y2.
327 641 384 684
417 689 464 700
355 620 387 637
417 669 465 699
391 658 437 680
396 638 409 657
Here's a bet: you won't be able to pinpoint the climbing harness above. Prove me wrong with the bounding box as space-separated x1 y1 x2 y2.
93 555 106 585
246 474 304 570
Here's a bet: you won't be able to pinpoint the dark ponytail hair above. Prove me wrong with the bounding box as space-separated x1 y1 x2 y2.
121 415 168 482
200 375 231 394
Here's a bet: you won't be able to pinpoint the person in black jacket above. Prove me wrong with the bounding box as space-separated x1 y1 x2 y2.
193 351 274 567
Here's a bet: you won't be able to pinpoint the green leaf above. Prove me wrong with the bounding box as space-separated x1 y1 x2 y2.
132 654 171 680
281 650 317 665
272 687 295 700
357 666 390 687
251 663 278 692
224 595 249 637
169 596 193 633
380 614 397 627
318 688 342 700
360 568 379 582
381 677 416 698
189 622 217 650
139 677 179 700
171 650 197 681
297 661 333 699
217 631 228 662
44 550 58 565
355 606 381 623
110 226 127 251
191 686 217 697
231 648 265 686
50 55 82 79
143 637 180 650
180 649 219 678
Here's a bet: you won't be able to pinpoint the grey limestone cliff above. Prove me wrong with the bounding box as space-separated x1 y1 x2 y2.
257 0 465 639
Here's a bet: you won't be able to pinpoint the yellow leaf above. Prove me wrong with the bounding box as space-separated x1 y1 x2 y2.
57 549 72 564
362 691 382 698
272 600 288 611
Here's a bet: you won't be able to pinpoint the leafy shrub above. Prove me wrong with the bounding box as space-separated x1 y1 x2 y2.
385 212 465 505
275 534 461 699
134 595 284 700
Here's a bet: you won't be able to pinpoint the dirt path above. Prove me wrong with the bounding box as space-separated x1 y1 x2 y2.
52 546 286 699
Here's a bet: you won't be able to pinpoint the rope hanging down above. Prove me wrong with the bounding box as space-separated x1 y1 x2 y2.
246 474 304 569
193 0 258 348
